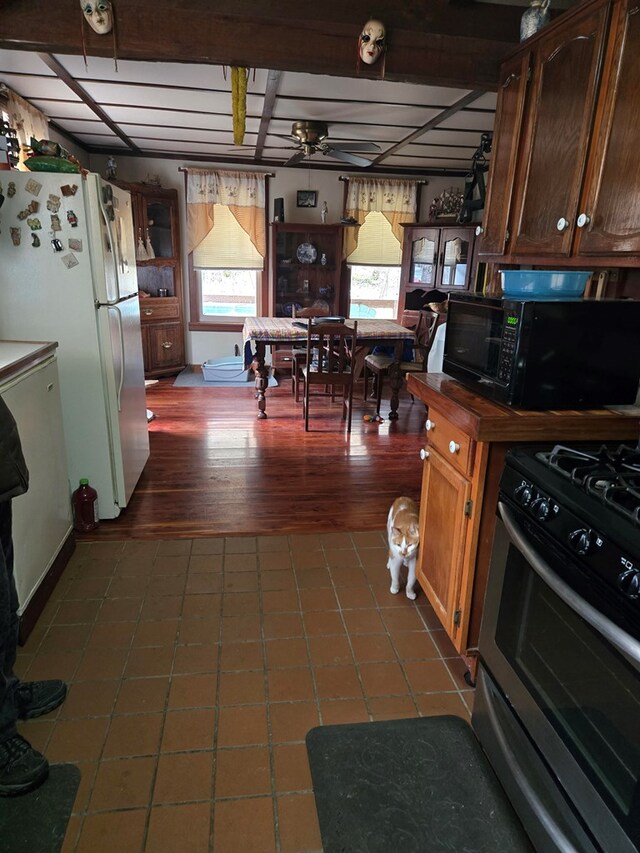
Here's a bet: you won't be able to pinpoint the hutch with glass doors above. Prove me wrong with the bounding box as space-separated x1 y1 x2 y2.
270 222 345 317
400 224 478 310
114 181 186 378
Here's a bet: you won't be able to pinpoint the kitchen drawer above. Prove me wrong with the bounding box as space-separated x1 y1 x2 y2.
139 298 180 322
425 409 474 476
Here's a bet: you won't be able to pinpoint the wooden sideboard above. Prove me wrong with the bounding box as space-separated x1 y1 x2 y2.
406 372 640 678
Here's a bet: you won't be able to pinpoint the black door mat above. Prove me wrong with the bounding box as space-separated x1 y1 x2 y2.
306 715 534 853
0 763 81 853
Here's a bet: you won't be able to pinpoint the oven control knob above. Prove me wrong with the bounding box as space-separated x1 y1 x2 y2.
530 497 551 521
618 568 640 600
514 484 533 506
568 528 594 555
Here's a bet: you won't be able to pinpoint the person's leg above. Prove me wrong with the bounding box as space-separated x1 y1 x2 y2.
0 500 19 743
0 500 49 796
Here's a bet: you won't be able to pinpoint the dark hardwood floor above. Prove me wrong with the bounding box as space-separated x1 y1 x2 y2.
78 375 427 541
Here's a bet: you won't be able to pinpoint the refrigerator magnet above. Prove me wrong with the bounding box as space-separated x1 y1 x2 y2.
32 233 41 248
47 194 61 212
26 217 42 231
60 184 78 196
61 253 79 269
67 210 78 227
24 178 43 196
10 226 21 246
68 238 82 252
50 214 62 232
51 237 63 252
7 182 16 198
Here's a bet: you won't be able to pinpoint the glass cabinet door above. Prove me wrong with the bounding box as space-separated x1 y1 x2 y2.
439 230 470 288
409 230 439 286
145 199 174 258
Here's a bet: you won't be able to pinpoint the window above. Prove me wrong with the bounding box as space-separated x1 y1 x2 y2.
346 211 402 319
192 204 262 322
186 168 268 328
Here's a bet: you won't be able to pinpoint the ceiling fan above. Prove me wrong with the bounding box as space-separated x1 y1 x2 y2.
277 121 380 168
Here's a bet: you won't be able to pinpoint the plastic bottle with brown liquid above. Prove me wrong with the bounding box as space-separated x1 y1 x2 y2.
72 478 99 532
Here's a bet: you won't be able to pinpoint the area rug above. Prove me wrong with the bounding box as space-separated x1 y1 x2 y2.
306 715 533 853
0 763 81 853
173 368 278 388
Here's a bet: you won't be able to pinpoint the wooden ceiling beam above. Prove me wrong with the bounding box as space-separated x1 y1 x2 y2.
1 1 522 91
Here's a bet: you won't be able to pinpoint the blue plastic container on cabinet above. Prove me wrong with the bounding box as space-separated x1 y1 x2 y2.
500 270 591 299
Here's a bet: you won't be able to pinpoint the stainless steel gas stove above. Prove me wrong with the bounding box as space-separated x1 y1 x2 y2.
473 441 640 853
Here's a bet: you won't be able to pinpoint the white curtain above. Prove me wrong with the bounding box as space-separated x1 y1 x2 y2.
186 168 267 259
343 177 418 259
3 86 49 170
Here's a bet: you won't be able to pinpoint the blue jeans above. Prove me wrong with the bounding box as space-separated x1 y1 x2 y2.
0 501 19 743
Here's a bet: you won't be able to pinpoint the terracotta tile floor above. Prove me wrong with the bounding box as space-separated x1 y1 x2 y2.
16 532 474 853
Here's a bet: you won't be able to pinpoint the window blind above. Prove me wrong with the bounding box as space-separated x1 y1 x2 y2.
193 204 263 269
346 211 402 266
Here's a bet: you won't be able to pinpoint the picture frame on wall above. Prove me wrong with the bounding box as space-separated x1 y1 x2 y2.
297 190 318 208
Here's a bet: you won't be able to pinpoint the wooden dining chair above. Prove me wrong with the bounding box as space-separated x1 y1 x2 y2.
362 310 438 413
301 320 357 431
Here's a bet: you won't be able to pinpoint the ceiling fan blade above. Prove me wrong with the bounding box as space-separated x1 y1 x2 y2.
283 150 307 167
275 134 300 142
323 147 374 168
330 142 381 152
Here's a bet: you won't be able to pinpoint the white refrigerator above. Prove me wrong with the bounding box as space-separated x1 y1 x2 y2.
0 171 150 519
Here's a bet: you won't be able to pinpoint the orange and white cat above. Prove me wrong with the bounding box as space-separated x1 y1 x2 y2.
387 496 420 600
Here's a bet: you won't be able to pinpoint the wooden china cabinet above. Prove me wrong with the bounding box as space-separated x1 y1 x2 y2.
479 0 640 266
399 224 477 312
269 222 344 317
115 181 186 377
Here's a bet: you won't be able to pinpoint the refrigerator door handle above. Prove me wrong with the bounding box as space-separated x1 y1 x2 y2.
98 184 121 300
95 293 139 308
106 304 126 411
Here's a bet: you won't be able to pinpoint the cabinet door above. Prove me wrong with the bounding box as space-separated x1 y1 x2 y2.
575 0 640 256
146 323 185 373
479 52 530 256
416 448 471 646
436 228 473 290
405 227 440 288
510 2 609 256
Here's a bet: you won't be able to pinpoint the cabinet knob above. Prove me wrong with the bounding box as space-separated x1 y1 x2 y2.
475 225 484 237
419 448 430 461
576 213 591 228
425 418 435 432
556 217 570 232
449 440 460 454
162 341 173 349
144 309 154 316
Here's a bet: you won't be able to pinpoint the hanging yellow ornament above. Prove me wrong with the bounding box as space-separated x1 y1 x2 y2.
231 66 248 146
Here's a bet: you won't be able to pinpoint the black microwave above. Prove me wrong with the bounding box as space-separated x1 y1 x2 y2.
442 294 640 409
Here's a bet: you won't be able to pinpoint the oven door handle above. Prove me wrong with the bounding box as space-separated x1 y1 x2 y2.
499 501 640 666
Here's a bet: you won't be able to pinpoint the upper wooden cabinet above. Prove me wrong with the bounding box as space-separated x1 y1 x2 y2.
479 0 640 265
114 182 186 377
400 224 477 309
270 223 344 317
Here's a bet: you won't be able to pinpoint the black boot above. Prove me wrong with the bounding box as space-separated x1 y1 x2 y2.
15 680 67 719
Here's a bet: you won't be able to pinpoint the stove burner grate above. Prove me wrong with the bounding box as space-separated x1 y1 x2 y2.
536 443 640 527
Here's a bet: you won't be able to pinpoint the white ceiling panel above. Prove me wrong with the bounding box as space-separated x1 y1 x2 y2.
437 111 496 132
419 128 494 146
272 97 439 127
81 81 263 115
0 50 55 75
29 100 101 120
0 73 77 101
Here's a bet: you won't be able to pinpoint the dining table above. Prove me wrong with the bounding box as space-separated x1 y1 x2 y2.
242 317 415 420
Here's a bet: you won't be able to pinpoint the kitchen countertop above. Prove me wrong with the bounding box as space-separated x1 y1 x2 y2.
0 340 59 385
406 373 640 442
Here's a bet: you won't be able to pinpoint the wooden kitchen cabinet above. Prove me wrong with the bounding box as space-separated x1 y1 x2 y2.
400 224 477 311
270 223 344 317
115 182 186 377
480 0 640 266
406 372 640 673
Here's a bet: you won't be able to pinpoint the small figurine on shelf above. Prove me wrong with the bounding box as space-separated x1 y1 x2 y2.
106 155 117 181
321 200 328 224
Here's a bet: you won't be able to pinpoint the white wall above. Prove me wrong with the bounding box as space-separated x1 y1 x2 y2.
88 152 468 365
